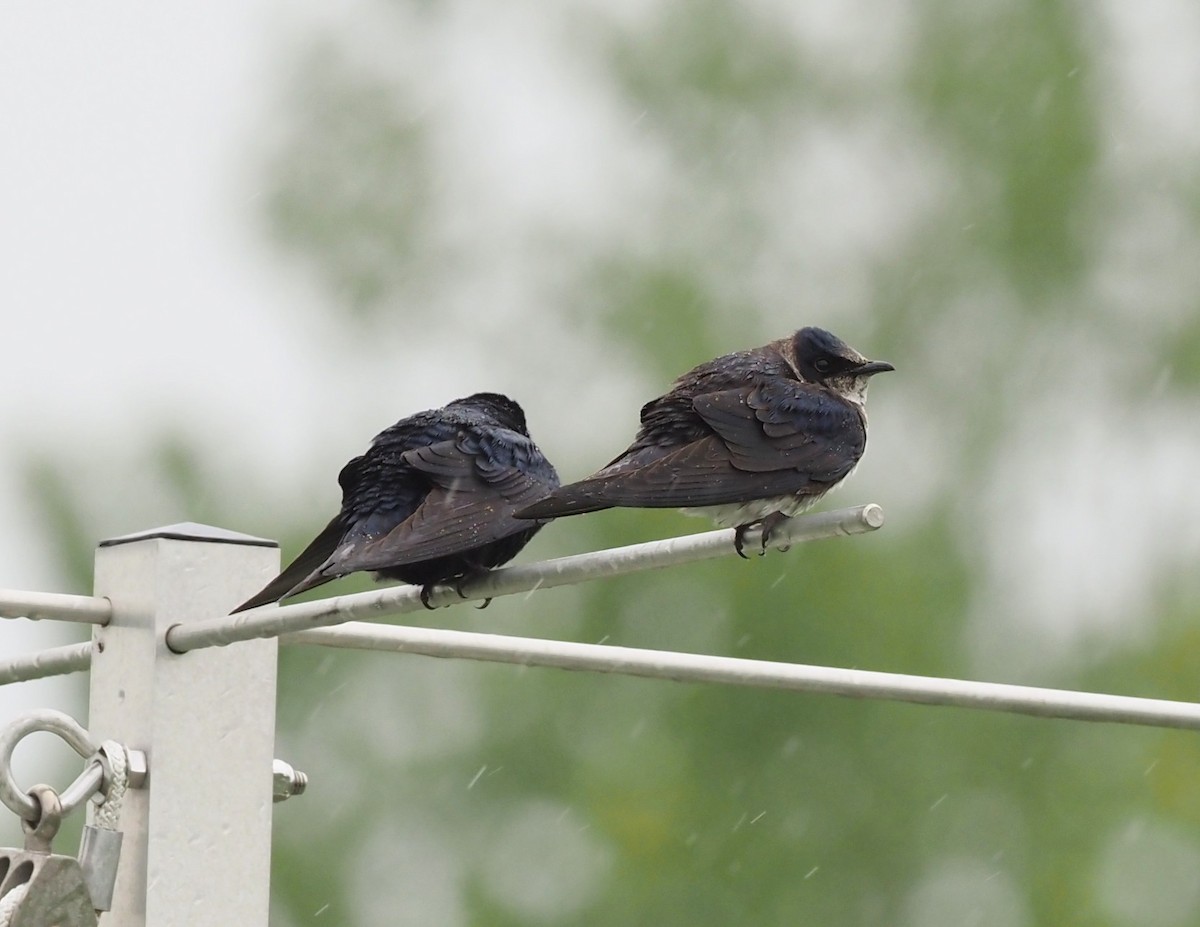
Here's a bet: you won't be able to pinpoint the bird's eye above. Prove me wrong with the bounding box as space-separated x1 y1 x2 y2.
813 358 833 373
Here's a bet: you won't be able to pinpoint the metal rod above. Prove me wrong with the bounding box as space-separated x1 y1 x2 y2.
166 504 885 653
285 622 1200 731
0 589 111 625
0 641 94 687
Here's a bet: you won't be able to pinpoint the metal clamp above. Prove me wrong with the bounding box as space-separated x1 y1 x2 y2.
0 710 99 823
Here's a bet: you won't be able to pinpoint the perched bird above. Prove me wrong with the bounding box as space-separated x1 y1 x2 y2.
516 327 892 555
232 393 559 613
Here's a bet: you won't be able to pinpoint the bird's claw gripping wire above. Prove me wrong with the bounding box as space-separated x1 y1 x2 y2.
733 513 794 559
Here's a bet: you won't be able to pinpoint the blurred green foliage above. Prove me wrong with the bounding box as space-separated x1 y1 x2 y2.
22 0 1200 924
265 42 435 315
911 1 1097 289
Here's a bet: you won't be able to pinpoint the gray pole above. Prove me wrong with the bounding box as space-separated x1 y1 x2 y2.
88 523 280 926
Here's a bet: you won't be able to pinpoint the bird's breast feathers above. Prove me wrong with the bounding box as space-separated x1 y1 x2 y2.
685 493 821 528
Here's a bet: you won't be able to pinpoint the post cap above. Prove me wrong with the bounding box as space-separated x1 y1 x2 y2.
99 523 278 549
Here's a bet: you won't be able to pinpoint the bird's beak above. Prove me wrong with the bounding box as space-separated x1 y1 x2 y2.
852 360 895 377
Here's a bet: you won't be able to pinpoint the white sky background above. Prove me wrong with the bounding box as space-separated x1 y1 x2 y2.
0 2 318 578
0 2 349 761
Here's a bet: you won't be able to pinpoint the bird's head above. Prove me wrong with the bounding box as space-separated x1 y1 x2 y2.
452 392 530 435
786 327 894 402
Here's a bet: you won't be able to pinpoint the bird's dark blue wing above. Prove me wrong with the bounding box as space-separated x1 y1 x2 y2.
230 393 553 611
328 429 559 571
230 448 428 610
694 381 865 479
334 448 430 543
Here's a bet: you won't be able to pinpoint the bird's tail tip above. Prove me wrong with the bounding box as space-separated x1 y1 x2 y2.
229 590 289 614
515 493 611 521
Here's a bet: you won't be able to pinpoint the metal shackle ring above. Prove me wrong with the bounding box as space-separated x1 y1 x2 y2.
20 784 64 851
0 708 99 822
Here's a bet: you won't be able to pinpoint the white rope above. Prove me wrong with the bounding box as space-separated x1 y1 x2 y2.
94 741 128 831
0 884 28 926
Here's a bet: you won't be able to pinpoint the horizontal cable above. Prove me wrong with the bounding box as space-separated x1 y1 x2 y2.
0 589 111 625
0 642 94 687
286 623 1200 731
5 622 1196 733
166 503 884 653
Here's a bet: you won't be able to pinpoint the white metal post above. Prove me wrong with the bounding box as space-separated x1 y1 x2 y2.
88 523 280 927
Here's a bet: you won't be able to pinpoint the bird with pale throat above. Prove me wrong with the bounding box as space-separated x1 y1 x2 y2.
516 326 892 555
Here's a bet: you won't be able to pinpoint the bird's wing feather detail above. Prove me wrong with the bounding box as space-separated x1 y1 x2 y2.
693 383 864 477
517 383 864 517
328 433 557 571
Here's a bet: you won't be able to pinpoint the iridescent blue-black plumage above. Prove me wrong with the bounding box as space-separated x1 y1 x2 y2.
232 393 559 612
515 327 891 553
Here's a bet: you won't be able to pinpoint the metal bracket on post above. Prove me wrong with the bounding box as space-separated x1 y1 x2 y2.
88 523 280 927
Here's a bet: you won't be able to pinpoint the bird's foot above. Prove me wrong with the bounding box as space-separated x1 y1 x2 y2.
451 571 492 607
734 513 792 558
420 576 491 610
758 512 792 552
454 574 491 609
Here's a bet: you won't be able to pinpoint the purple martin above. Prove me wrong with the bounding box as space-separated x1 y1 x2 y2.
232 393 559 613
515 327 892 555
